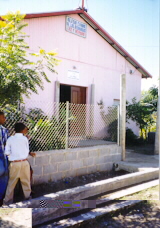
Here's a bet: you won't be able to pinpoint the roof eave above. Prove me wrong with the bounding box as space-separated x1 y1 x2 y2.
25 9 84 19
79 11 152 79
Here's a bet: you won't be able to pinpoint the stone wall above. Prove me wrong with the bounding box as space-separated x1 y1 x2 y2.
27 144 122 185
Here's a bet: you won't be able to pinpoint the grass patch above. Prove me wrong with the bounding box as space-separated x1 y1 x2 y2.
119 185 159 200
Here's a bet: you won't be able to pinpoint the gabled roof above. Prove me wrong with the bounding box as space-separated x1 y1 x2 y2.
25 9 152 78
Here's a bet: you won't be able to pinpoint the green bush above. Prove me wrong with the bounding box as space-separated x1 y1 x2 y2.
126 128 148 146
1 105 66 151
126 128 137 145
107 119 118 142
27 109 66 151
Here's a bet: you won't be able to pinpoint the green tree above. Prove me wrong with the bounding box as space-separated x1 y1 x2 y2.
141 86 158 111
126 86 158 138
0 11 60 105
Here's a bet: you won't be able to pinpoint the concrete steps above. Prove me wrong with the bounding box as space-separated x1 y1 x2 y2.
36 179 159 227
37 200 143 228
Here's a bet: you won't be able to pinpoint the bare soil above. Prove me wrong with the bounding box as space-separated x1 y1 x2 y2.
14 170 128 203
75 185 160 228
80 201 160 228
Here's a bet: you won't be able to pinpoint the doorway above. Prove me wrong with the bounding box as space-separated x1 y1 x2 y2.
60 85 86 104
60 85 86 137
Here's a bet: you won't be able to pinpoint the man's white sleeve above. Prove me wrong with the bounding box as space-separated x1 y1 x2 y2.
4 138 11 155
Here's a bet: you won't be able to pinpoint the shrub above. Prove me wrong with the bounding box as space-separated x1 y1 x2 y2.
126 128 137 145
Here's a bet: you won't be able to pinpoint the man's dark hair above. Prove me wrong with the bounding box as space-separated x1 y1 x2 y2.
14 122 26 133
0 111 4 116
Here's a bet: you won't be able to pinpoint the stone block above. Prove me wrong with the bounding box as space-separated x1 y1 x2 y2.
65 152 77 161
98 162 113 172
112 154 121 162
77 151 89 159
117 146 122 154
27 156 35 166
89 150 99 157
43 164 57 175
64 170 76 178
87 165 97 174
96 164 100 172
43 174 52 183
35 156 49 166
72 160 84 169
58 161 71 172
103 155 113 162
33 174 50 184
83 157 94 166
110 145 120 154
50 172 64 181
34 151 44 157
99 148 110 156
32 165 43 176
50 153 65 163
107 162 114 171
76 167 88 176
94 156 107 165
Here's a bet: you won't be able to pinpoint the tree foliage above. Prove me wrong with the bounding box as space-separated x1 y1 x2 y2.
141 86 158 111
0 11 61 105
126 86 158 137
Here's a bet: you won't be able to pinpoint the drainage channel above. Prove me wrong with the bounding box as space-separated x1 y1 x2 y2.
33 179 158 228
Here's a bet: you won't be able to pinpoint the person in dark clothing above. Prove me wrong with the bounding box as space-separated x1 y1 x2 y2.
0 111 9 206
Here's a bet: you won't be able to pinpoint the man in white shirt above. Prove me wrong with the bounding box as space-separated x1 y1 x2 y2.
3 122 31 205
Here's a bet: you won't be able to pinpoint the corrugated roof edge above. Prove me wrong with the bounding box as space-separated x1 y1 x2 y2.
0 9 152 78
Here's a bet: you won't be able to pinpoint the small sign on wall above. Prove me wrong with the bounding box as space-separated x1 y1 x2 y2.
68 70 80 80
66 16 87 38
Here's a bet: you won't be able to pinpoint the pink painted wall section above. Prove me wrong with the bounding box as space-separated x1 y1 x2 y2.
23 14 142 135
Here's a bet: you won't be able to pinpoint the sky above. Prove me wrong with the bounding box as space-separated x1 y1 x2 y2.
0 0 159 91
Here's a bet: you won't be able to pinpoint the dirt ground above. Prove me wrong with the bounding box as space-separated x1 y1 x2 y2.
76 185 160 228
14 170 128 202
80 201 160 228
0 208 32 228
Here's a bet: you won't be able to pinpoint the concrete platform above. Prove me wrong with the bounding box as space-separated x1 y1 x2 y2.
69 138 116 147
116 151 159 172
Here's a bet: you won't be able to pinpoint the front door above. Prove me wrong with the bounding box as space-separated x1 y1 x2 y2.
71 86 86 104
70 86 86 138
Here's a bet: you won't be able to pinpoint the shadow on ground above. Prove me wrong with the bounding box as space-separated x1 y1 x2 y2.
0 219 26 228
75 201 160 228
